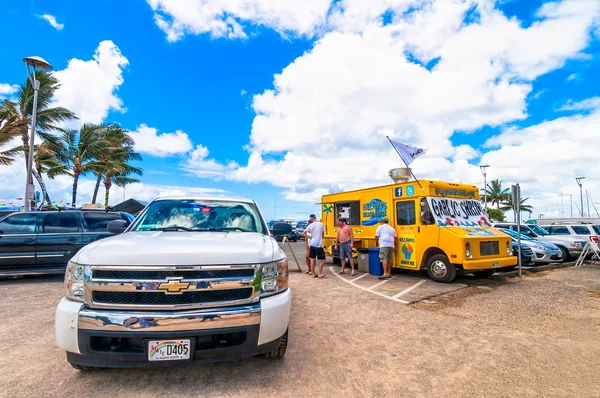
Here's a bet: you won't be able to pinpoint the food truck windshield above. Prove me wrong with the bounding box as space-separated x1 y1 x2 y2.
425 196 490 227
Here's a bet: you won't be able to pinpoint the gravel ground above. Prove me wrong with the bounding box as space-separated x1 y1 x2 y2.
0 244 599 398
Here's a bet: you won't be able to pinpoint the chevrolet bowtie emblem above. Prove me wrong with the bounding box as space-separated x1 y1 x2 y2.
158 279 190 294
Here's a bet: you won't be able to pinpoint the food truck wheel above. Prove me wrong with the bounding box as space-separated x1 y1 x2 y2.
426 254 456 283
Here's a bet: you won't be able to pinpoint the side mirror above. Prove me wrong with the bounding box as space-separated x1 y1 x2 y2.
272 222 292 236
107 219 128 234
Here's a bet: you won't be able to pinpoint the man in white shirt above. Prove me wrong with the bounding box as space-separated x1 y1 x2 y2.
302 214 327 278
375 217 396 279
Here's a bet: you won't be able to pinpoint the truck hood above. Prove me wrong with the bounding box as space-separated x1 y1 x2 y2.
73 231 281 266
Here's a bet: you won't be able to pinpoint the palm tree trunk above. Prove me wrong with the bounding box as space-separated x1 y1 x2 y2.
92 174 103 204
104 179 112 207
72 173 79 207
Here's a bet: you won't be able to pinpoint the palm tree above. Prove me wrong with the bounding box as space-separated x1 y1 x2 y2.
104 169 142 207
90 125 142 204
483 179 510 209
1 72 76 172
501 196 534 222
0 101 25 165
47 124 108 206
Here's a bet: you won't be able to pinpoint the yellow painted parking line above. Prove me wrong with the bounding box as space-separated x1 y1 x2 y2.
392 279 427 299
367 278 392 291
329 267 409 304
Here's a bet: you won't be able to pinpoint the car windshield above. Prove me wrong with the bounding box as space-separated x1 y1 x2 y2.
131 199 266 233
528 224 549 236
500 228 533 241
296 221 307 229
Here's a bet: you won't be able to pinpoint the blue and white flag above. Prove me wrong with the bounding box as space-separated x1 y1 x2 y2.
388 139 427 166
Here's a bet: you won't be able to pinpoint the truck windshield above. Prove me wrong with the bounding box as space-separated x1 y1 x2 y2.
131 200 266 233
426 197 489 227
527 224 549 236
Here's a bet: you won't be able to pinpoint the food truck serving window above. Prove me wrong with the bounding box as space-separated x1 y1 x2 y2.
335 201 360 226
396 201 416 225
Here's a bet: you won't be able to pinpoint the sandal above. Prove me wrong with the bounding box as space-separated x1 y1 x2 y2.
318 274 328 279
350 272 356 276
312 274 319 278
339 271 345 274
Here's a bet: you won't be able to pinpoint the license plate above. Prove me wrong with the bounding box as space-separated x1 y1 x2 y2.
147 339 191 362
492 262 499 268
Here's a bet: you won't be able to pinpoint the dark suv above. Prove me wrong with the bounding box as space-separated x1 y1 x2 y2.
0 210 133 277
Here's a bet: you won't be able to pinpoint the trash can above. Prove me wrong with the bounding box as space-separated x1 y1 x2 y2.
368 248 383 276
357 249 369 273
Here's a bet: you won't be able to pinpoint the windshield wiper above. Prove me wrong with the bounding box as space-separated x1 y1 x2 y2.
148 225 195 232
209 227 250 232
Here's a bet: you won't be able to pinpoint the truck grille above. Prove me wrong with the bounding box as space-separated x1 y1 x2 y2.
85 265 258 310
92 288 253 306
480 241 500 256
92 269 254 280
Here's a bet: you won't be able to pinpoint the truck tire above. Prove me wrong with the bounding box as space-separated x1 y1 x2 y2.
426 254 456 283
472 269 495 278
262 329 288 359
69 363 102 371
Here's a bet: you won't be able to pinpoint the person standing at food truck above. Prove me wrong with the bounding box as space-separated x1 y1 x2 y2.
375 217 396 279
302 214 327 278
304 218 314 275
335 218 356 276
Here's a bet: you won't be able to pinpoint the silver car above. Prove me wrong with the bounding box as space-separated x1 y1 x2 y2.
498 228 562 264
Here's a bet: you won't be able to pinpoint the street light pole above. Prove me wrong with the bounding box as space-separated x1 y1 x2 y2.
479 164 490 213
575 176 585 218
22 56 52 211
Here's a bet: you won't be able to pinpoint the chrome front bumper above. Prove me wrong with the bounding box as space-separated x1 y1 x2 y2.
78 304 261 332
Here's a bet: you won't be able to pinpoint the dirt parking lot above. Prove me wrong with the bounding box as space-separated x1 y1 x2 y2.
1 242 599 398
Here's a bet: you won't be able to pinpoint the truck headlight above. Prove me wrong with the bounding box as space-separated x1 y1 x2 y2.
259 258 288 297
506 241 512 255
65 261 85 302
465 242 472 259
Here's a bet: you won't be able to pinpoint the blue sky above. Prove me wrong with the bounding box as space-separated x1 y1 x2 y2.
1 0 599 219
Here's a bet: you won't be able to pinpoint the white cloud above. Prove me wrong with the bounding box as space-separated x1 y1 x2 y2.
558 97 600 111
179 0 600 212
146 0 332 41
128 124 193 157
40 14 64 30
0 83 19 100
53 40 129 127
184 145 238 178
566 73 577 81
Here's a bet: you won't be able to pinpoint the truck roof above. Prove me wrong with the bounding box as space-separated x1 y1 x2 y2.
322 180 479 199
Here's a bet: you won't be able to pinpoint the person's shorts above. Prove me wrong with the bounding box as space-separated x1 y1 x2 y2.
339 241 352 262
309 246 326 260
379 247 394 264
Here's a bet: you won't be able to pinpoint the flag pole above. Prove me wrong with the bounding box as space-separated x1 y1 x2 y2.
386 136 425 191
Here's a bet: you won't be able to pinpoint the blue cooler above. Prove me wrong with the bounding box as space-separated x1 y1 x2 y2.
368 248 383 276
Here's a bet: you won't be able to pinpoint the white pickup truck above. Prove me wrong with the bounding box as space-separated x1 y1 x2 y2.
55 197 292 369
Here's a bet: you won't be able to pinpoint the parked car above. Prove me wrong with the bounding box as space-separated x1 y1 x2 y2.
295 221 308 239
274 228 299 242
511 240 536 266
538 222 599 244
492 223 586 261
55 196 292 369
0 209 133 277
498 228 562 264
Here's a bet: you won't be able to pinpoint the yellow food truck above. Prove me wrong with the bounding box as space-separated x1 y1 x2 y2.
321 179 517 283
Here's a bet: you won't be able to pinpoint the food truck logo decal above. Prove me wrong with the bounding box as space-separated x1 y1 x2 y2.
428 197 490 227
434 188 475 198
362 199 387 226
402 243 414 260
